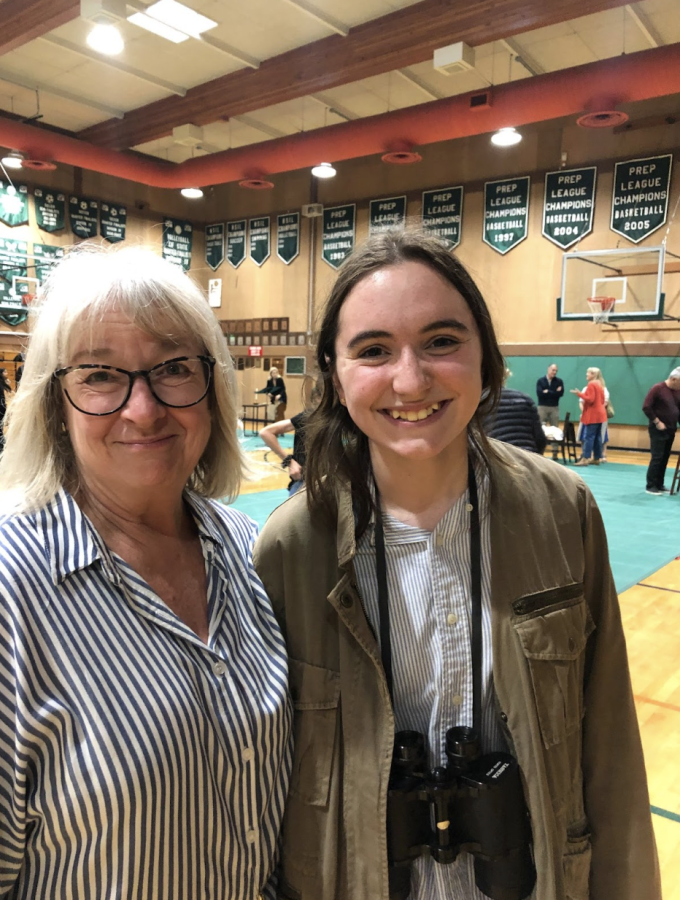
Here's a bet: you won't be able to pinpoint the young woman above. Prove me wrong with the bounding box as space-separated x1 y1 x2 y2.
254 230 658 900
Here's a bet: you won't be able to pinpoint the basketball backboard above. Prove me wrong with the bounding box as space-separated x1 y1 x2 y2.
557 245 668 321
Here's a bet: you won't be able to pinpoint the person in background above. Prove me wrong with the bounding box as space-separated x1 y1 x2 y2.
260 413 308 495
535 362 563 426
575 369 611 460
571 367 607 466
254 229 659 900
13 352 24 387
642 366 680 495
0 246 291 899
256 365 287 421
0 367 12 451
483 371 547 454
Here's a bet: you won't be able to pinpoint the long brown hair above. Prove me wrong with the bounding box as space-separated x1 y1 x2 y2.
305 228 505 536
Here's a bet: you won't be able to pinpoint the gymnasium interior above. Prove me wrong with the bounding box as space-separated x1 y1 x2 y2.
1 0 679 894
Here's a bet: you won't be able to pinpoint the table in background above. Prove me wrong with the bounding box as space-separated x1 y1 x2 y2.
242 402 270 435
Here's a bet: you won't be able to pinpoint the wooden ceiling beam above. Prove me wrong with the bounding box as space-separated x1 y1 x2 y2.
0 0 80 56
79 0 633 150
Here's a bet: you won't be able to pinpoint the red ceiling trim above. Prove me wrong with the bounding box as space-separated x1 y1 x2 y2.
0 46 678 189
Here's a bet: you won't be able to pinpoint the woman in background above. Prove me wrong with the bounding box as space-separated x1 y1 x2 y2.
572 367 607 466
256 365 287 420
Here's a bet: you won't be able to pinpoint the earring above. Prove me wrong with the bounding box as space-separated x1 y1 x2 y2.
61 421 67 433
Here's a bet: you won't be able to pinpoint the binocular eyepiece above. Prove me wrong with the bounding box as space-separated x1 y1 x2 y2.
387 726 536 900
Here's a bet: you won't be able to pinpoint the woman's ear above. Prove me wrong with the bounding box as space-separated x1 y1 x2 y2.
331 371 346 406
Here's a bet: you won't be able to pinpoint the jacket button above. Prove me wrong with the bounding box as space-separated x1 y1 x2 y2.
341 593 354 608
500 712 508 723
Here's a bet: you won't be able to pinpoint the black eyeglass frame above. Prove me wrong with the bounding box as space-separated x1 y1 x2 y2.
54 355 216 417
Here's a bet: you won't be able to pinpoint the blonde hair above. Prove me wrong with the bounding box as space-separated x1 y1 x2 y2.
0 244 245 513
587 366 606 388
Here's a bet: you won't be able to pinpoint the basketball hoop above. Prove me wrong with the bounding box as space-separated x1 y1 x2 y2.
587 296 616 324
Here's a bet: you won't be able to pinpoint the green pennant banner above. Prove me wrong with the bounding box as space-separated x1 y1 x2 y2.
611 154 673 243
0 237 29 326
369 196 406 234
322 204 355 269
205 223 225 271
422 186 463 249
226 220 246 268
0 181 29 227
542 167 596 249
277 213 300 265
33 243 65 283
69 196 99 239
249 217 271 267
483 176 530 255
162 218 193 271
100 202 127 243
34 187 66 233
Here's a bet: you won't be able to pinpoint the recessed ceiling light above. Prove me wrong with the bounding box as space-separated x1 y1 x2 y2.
491 127 522 147
311 162 336 179
127 11 189 42
1 151 25 169
86 23 125 54
145 0 217 38
180 187 204 199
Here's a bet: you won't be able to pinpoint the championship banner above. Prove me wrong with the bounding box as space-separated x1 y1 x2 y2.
422 187 463 249
69 196 99 240
33 243 65 283
483 177 530 255
249 217 271 266
277 212 300 265
0 237 29 326
611 154 673 243
542 167 596 250
162 218 193 271
100 203 127 243
34 187 66 233
226 220 246 268
369 196 406 235
205 223 225 271
0 182 29 227
322 204 355 269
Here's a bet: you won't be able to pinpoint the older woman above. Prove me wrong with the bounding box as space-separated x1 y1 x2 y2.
571 367 607 466
254 230 659 900
0 247 291 899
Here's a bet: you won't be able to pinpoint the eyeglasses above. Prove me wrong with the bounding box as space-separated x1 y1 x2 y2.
54 355 216 416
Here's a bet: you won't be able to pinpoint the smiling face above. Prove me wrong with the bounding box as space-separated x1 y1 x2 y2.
332 261 483 471
62 311 212 508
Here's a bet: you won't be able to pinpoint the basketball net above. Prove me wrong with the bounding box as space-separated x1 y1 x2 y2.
587 296 616 324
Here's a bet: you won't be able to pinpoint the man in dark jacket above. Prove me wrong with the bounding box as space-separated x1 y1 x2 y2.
536 363 564 426
484 387 548 454
642 367 680 494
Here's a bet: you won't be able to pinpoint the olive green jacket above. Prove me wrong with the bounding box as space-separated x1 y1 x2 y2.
254 442 660 900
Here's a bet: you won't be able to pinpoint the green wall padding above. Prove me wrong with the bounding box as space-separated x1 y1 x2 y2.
505 356 680 426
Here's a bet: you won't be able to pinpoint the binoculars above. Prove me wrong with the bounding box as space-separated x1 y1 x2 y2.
386 726 536 900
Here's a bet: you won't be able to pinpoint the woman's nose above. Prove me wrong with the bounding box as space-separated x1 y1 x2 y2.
121 375 164 419
392 349 431 395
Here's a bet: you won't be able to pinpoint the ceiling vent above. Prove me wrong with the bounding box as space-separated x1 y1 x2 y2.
80 0 126 25
433 42 475 76
381 141 422 165
239 172 274 189
576 110 630 128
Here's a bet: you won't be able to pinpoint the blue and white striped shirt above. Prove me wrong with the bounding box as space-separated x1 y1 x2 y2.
0 488 292 899
354 463 509 900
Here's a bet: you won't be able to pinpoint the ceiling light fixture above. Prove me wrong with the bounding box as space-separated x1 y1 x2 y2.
180 187 204 199
86 23 125 54
127 12 189 43
311 162 336 179
144 0 217 38
1 150 25 169
490 127 522 147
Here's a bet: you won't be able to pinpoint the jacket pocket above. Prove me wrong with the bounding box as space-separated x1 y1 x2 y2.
563 831 592 900
513 594 595 748
288 657 340 807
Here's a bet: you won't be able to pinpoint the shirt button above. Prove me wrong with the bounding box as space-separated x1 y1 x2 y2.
452 693 463 706
246 829 257 844
446 613 458 626
465 503 474 513
213 660 227 677
243 748 254 762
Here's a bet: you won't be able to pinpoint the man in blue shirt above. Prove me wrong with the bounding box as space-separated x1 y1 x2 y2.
536 363 564 427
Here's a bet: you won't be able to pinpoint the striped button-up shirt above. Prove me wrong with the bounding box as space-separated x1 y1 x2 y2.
0 488 292 900
354 464 509 900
